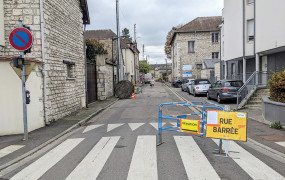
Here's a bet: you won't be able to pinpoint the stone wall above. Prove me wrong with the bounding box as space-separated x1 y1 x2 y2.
172 31 220 79
96 54 114 100
2 0 44 120
214 61 220 80
43 0 85 120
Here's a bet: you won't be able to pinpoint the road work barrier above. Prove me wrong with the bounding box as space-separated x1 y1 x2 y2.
157 101 247 156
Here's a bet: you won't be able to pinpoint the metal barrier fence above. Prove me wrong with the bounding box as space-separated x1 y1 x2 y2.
157 101 224 145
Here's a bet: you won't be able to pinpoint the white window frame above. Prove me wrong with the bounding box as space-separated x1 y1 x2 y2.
188 41 195 53
0 0 5 47
212 52 219 59
212 33 219 43
247 0 254 5
247 19 254 42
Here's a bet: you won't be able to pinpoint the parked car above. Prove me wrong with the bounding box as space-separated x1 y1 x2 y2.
181 79 194 92
207 80 244 103
188 79 211 96
172 79 184 88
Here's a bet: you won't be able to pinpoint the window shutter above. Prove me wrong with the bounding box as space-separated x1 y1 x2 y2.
247 20 254 37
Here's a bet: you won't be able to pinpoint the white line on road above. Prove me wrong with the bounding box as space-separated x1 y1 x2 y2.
174 136 220 180
127 135 158 180
66 136 120 180
0 145 25 159
212 139 284 180
107 123 124 132
82 124 104 133
276 141 285 148
149 122 166 130
10 138 84 180
128 123 145 131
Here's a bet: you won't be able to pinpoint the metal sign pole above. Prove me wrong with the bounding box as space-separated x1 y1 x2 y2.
18 20 28 140
20 51 28 140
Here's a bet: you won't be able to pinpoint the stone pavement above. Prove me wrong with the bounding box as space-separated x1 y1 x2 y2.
0 97 118 172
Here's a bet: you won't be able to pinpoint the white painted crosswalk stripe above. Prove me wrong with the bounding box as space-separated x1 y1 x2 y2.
127 135 158 180
212 139 284 180
276 141 285 148
66 136 120 180
82 124 104 133
10 138 84 180
149 122 166 130
128 123 145 131
174 136 220 180
0 145 25 159
107 123 124 132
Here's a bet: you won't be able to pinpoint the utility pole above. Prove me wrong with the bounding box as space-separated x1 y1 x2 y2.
116 0 122 81
165 58 168 81
142 44 144 60
134 24 136 43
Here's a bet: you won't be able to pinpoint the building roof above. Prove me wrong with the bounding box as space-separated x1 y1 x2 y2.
170 16 222 45
80 0 90 24
85 29 117 40
203 59 220 69
120 38 132 49
178 16 222 32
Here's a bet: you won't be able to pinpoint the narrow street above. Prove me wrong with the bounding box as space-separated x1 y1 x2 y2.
1 83 284 180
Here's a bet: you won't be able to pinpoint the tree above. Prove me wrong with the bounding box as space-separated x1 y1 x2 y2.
122 28 132 41
86 39 107 63
139 61 151 74
164 24 183 59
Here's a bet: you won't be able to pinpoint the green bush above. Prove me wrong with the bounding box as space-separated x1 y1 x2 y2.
268 70 285 103
270 121 282 129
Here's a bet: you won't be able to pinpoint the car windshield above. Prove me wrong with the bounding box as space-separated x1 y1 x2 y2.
196 80 210 84
224 81 243 87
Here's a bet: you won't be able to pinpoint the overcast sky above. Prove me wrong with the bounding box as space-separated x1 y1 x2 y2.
87 0 223 64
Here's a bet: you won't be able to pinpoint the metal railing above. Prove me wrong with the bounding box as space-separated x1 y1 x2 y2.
237 71 270 107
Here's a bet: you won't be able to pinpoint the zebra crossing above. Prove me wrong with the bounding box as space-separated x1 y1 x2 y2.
8 134 284 180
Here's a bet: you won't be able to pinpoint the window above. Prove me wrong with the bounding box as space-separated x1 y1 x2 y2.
224 81 243 87
196 63 202 69
212 33 219 43
63 60 75 79
212 52 219 59
188 41 195 52
247 0 254 4
0 0 4 46
197 80 210 84
247 19 254 42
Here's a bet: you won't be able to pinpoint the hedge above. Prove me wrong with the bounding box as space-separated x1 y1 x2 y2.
268 70 285 103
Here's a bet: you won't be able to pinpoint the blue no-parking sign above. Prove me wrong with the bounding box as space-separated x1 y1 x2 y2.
9 27 33 51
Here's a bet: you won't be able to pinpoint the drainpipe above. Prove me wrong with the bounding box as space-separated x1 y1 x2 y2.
242 0 246 83
83 24 88 107
254 0 259 85
40 0 48 125
194 31 197 78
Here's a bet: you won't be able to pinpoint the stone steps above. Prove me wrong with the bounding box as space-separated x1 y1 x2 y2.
245 88 269 109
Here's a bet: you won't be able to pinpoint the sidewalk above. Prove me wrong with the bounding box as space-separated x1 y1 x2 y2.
168 84 285 155
0 97 118 172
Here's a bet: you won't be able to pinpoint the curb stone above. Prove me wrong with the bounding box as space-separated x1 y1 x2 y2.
0 98 119 173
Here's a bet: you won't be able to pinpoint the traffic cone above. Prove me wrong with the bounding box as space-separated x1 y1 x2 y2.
131 93 135 100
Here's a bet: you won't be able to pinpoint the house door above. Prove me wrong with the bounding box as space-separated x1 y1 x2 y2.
87 63 97 103
261 56 268 85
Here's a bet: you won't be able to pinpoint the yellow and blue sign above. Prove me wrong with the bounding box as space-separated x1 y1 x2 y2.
180 119 200 134
206 111 247 141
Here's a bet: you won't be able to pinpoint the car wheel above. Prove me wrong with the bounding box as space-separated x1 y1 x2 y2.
188 88 190 95
217 94 223 103
181 87 183 91
193 90 197 97
207 92 211 100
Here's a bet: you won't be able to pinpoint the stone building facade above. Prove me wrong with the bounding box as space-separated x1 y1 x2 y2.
170 17 222 80
0 0 89 135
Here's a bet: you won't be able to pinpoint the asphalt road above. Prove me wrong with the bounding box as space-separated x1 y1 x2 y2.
2 83 285 180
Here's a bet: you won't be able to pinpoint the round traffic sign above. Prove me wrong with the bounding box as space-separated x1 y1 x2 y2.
9 27 33 51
